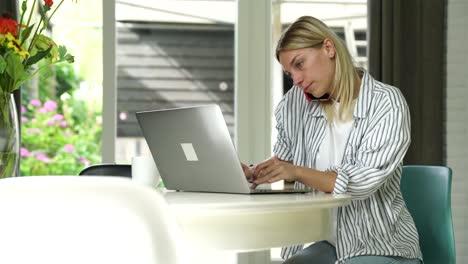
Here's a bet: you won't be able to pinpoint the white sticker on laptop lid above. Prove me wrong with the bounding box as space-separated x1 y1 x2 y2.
180 143 199 161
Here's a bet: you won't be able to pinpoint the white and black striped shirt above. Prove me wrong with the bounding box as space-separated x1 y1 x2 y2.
275 71 422 263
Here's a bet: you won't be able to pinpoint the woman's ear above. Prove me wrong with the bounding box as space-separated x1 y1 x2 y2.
323 38 336 59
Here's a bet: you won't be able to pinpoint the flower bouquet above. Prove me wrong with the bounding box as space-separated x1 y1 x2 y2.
0 0 75 178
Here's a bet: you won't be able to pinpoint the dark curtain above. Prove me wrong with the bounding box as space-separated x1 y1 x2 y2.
368 0 447 165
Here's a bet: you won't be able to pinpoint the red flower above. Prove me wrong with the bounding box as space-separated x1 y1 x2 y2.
0 17 19 36
44 0 54 7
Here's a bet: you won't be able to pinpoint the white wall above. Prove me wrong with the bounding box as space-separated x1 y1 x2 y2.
446 0 468 263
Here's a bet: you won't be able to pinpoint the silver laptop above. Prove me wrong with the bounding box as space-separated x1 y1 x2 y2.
136 104 310 194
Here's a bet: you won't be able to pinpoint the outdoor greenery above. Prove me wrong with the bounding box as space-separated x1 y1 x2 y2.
7 0 104 176
21 61 101 175
0 0 76 178
20 93 101 175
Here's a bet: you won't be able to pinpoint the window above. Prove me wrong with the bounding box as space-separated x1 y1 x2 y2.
20 0 103 175
114 1 236 163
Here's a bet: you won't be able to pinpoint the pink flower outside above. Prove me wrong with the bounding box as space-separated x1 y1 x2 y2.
53 114 64 121
30 99 41 107
78 157 90 166
21 105 26 114
36 153 51 163
20 148 30 157
43 100 57 112
21 116 28 122
38 108 47 114
47 120 55 126
26 128 41 134
59 121 67 127
63 144 75 152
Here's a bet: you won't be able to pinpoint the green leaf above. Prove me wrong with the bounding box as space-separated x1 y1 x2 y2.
58 46 68 60
5 54 26 93
56 46 74 64
5 55 21 75
16 71 31 88
0 75 7 92
57 46 74 64
21 24 35 43
65 54 74 63
39 66 54 81
0 56 6 74
24 46 52 67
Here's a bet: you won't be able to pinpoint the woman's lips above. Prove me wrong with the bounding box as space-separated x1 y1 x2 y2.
305 83 314 93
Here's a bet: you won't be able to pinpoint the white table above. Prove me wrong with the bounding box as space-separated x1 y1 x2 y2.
161 191 351 264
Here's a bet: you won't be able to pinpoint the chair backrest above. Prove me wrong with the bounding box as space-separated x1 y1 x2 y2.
0 176 187 264
401 165 456 264
79 163 132 178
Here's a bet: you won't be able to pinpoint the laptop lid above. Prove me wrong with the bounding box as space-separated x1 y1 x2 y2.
136 105 309 194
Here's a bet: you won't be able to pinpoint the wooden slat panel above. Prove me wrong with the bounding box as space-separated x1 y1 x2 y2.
117 67 232 79
117 44 233 57
116 23 234 138
118 28 233 47
117 122 235 138
118 90 233 102
117 111 235 125
117 56 233 68
118 101 234 113
117 31 141 42
117 79 234 90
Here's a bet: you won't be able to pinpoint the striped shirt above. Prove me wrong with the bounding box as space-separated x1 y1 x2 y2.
275 71 422 263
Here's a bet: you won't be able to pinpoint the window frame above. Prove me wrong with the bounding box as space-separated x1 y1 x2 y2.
102 0 275 166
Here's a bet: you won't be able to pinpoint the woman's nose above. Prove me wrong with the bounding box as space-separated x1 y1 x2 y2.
291 73 303 87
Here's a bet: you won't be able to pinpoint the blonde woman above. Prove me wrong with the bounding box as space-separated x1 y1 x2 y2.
245 16 422 264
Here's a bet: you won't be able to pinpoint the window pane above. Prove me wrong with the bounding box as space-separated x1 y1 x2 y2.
115 1 236 163
20 0 103 175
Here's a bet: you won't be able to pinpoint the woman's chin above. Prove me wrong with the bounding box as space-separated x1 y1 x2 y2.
310 91 326 98
310 91 321 97
307 87 320 97
305 91 330 101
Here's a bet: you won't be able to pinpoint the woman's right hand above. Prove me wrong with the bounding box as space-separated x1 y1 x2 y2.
241 163 257 188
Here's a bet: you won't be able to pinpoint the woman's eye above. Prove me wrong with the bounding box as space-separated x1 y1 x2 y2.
295 60 304 69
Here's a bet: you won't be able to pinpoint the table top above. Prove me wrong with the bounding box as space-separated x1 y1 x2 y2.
160 190 351 251
162 190 350 213
2 176 352 253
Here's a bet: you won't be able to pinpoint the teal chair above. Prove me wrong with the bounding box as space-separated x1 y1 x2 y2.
401 165 456 264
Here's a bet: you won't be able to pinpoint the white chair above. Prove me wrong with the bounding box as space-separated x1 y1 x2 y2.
0 176 188 264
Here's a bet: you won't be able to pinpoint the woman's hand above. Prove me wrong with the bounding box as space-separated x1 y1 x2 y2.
253 157 298 184
241 162 256 182
241 163 258 189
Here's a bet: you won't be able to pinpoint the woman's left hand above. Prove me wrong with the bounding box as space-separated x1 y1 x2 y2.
253 157 298 184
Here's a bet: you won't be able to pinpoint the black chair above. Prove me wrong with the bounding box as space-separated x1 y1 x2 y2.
78 164 132 178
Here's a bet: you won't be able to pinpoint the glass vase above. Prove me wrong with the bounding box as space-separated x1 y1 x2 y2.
0 93 20 178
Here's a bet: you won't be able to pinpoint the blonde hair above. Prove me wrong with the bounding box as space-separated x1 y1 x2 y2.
276 16 359 122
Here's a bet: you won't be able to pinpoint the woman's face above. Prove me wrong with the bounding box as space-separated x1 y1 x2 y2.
279 39 336 99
